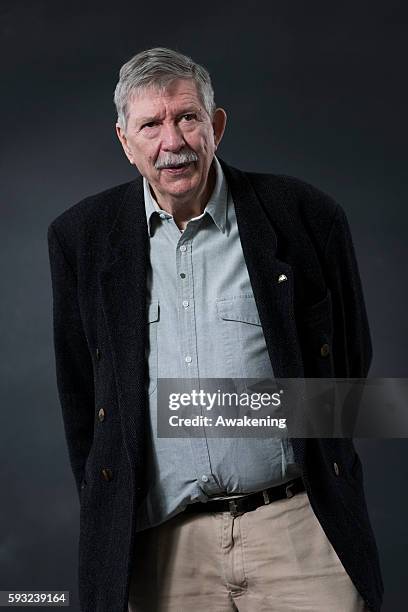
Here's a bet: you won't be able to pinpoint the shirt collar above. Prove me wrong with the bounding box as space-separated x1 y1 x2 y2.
143 154 228 237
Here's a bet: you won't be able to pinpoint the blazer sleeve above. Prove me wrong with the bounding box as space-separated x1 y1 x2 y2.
47 222 95 499
323 204 373 379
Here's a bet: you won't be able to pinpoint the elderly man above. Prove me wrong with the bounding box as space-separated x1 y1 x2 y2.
47 47 383 611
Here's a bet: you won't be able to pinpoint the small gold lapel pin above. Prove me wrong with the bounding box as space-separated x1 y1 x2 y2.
278 274 287 283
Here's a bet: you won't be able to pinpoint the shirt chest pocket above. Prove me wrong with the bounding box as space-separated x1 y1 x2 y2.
215 295 274 380
146 299 160 395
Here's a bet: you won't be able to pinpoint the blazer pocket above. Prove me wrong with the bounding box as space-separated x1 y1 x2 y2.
146 299 159 396
298 290 334 377
301 289 332 326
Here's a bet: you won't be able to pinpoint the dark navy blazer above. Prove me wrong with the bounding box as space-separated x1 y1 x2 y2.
47 157 384 612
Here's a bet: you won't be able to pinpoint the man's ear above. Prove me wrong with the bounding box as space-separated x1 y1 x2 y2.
212 108 227 150
115 123 134 164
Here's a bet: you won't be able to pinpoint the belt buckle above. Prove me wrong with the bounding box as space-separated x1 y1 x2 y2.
228 499 241 517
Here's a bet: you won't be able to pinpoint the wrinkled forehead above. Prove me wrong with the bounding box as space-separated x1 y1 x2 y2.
128 78 201 107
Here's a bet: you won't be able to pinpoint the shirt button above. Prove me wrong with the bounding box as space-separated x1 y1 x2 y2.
201 475 209 482
333 461 340 476
185 355 192 363
180 273 186 278
98 408 105 422
182 300 189 308
180 245 187 252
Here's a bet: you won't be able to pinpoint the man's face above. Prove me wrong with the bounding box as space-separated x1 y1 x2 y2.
116 78 227 201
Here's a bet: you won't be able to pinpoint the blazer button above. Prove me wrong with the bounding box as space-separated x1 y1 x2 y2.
98 408 106 422
320 343 330 357
101 468 113 482
333 461 340 476
80 478 87 489
96 347 101 361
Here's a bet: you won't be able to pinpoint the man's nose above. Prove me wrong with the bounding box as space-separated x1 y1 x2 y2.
161 122 185 150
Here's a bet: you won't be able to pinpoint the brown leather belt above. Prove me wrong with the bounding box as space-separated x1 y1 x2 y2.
183 477 306 517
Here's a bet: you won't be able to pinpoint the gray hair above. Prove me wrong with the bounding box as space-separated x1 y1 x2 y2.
113 47 216 131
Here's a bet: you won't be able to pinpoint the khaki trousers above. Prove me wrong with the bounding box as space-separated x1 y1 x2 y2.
128 490 368 611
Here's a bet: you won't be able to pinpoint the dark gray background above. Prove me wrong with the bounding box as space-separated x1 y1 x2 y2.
1 1 407 610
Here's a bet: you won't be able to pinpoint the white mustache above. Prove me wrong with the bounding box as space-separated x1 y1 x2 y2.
156 150 198 169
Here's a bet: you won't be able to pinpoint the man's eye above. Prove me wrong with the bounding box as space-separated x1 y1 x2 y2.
142 121 157 129
181 113 196 121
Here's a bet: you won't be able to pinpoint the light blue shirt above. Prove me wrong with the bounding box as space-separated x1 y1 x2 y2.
135 154 302 531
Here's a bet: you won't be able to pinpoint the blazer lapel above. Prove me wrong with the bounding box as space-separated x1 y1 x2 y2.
219 158 304 378
98 178 149 465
